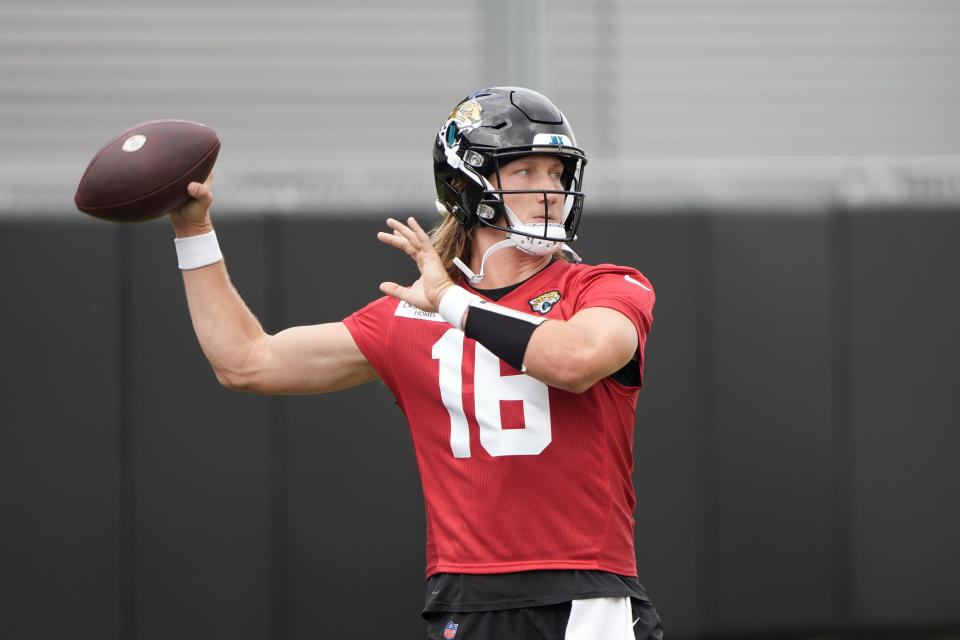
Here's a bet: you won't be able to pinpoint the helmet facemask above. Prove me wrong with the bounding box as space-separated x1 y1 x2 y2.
474 146 585 256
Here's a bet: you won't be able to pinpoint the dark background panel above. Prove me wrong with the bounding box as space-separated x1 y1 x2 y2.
577 213 707 638
848 210 960 627
128 220 277 640
277 218 426 639
282 389 426 640
2 208 960 640
0 222 123 639
708 212 841 633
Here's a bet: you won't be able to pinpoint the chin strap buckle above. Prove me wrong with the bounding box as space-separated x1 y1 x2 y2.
452 257 484 283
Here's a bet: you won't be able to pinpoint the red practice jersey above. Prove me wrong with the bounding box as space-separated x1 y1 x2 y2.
343 260 655 578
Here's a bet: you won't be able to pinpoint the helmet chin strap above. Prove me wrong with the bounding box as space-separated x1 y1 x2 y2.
453 239 517 284
452 205 578 284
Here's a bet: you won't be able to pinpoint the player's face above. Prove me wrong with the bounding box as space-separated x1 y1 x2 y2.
489 154 565 225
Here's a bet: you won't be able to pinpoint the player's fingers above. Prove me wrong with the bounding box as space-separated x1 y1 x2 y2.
187 180 213 205
385 217 418 244
377 230 420 259
384 218 424 254
376 230 401 247
394 229 423 250
377 229 410 251
378 281 407 300
407 216 429 239
407 217 435 253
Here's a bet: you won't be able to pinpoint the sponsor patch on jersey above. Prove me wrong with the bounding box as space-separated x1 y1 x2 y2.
394 301 445 322
443 621 459 639
528 290 561 314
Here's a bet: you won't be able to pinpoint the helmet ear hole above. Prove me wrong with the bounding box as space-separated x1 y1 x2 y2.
452 182 476 226
437 177 469 225
440 178 460 201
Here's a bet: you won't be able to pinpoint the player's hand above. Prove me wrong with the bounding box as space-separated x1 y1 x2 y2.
377 216 454 313
169 173 214 237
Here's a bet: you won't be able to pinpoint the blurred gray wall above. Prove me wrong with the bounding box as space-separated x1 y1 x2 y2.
2 2 960 639
2 0 960 215
2 207 959 640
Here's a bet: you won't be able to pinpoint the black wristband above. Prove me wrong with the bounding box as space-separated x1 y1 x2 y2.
464 301 546 371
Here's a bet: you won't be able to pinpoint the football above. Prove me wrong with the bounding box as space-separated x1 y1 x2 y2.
74 119 220 223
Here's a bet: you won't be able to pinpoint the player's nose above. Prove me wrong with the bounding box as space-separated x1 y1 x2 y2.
535 173 563 206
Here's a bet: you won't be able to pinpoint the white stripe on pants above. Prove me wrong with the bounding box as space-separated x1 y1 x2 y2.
564 596 635 640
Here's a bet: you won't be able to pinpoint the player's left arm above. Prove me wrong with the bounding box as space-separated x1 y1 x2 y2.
522 307 638 393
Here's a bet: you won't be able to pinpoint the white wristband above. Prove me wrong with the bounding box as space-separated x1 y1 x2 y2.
174 230 223 270
438 286 481 330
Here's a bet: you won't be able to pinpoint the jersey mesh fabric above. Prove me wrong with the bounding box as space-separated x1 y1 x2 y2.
343 260 655 578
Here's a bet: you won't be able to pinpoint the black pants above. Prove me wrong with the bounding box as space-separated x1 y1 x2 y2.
425 597 663 640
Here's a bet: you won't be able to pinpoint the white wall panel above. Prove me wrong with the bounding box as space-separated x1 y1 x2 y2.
2 0 959 215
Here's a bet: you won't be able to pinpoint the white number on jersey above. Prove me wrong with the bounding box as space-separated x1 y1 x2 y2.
432 328 552 458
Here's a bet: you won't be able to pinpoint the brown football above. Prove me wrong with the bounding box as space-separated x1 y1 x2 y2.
75 119 220 223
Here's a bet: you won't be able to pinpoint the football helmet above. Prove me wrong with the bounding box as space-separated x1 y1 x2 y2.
433 87 587 259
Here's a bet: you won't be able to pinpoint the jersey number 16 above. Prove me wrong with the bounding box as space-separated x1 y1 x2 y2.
432 329 552 458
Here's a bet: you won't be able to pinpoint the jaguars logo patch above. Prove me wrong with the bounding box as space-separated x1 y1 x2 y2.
448 98 482 128
529 290 561 314
440 98 483 150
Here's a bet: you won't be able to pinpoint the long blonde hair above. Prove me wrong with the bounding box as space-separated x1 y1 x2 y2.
429 212 473 282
